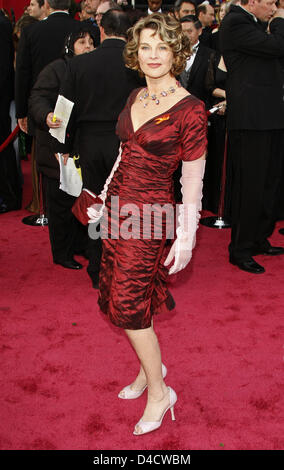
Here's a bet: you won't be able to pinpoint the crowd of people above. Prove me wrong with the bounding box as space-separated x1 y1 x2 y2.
1 0 284 435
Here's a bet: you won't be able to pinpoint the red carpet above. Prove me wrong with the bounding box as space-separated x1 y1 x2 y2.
0 159 283 450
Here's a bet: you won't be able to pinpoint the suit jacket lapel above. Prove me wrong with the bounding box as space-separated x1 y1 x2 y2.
188 47 203 84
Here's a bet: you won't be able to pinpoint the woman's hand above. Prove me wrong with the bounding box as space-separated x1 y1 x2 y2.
62 153 69 165
217 100 226 115
54 153 69 165
46 112 62 129
164 240 192 275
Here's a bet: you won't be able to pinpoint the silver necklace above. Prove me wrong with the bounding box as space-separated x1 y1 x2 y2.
139 81 181 107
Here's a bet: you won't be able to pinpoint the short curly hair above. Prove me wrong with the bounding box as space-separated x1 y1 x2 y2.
123 13 191 77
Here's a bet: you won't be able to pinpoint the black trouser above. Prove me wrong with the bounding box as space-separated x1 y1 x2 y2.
0 96 22 208
228 129 284 260
78 124 120 279
43 175 88 262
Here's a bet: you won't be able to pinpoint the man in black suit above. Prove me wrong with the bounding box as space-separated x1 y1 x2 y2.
95 0 121 26
196 1 215 47
179 15 216 109
0 11 22 213
146 0 163 14
219 0 284 274
81 0 101 45
15 0 80 216
15 0 81 133
174 0 196 19
173 14 214 204
58 9 142 287
27 0 49 20
138 0 172 13
84 0 100 18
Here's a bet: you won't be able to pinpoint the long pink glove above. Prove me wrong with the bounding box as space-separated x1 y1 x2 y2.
164 157 206 275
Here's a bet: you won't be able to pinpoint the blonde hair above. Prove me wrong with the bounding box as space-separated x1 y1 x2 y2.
123 13 191 76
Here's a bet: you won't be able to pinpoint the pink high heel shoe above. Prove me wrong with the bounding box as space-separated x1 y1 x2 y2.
118 363 167 400
133 386 177 436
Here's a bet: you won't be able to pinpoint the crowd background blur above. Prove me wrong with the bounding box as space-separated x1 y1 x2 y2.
0 8 22 213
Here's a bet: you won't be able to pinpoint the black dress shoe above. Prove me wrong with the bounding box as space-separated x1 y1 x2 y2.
0 202 21 214
229 256 265 274
0 203 9 214
54 258 83 270
279 228 284 235
253 246 284 256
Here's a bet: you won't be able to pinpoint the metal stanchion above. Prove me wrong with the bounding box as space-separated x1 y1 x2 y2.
22 213 48 226
200 130 231 229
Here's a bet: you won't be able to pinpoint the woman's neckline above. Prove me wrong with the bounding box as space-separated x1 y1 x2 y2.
130 88 192 135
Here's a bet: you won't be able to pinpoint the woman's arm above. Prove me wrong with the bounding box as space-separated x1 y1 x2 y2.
212 88 226 99
211 56 227 98
165 156 206 274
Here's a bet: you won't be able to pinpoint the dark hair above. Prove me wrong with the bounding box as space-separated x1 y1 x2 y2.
37 0 45 6
101 9 130 39
14 13 38 33
196 3 208 17
180 14 202 29
13 13 38 49
47 0 71 9
124 7 147 27
63 25 96 57
174 0 196 11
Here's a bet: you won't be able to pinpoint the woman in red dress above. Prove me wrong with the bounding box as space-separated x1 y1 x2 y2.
93 13 207 435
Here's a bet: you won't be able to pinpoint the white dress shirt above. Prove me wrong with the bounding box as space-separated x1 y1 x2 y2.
185 41 200 72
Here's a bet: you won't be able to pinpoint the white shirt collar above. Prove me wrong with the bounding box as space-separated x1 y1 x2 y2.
49 10 69 16
148 8 162 14
192 40 200 51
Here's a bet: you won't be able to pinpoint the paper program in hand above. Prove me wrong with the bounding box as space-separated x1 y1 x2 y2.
49 95 74 144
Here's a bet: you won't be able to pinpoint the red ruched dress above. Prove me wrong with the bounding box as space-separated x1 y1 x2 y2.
98 89 207 330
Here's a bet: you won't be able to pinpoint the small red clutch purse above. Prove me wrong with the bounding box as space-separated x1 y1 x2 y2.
72 188 103 225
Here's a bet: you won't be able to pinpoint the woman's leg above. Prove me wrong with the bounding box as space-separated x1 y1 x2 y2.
124 322 170 434
119 318 155 394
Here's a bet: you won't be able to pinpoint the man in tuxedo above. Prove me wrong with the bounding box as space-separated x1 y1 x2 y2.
82 0 100 45
137 0 172 13
219 0 284 274
173 14 214 204
147 0 163 14
27 0 49 20
94 0 121 26
58 9 142 287
179 15 216 109
174 0 196 18
196 1 215 47
79 1 91 20
84 0 100 17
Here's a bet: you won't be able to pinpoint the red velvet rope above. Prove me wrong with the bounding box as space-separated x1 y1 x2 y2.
0 124 20 153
